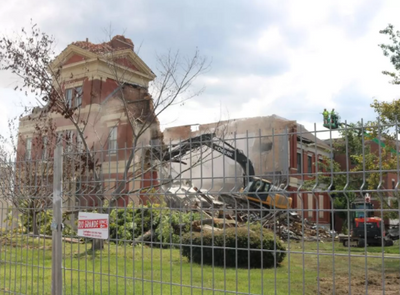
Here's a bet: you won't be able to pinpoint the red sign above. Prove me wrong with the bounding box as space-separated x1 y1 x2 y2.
77 212 109 240
78 219 108 230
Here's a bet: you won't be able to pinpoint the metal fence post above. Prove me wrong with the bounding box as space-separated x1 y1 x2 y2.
52 144 63 295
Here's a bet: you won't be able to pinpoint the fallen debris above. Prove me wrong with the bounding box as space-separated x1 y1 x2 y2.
201 225 223 233
163 184 225 212
258 211 335 241
165 185 335 241
192 212 335 241
133 230 153 243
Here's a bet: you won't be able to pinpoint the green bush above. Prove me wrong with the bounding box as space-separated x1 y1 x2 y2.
108 206 137 243
108 203 201 247
3 208 76 236
181 227 286 268
154 210 200 247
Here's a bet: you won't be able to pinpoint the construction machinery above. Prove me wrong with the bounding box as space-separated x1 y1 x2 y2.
322 112 398 246
160 133 292 210
338 194 396 247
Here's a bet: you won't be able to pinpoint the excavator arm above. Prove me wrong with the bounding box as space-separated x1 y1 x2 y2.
161 133 255 186
159 133 292 210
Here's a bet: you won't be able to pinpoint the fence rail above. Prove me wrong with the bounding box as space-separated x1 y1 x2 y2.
1 126 400 294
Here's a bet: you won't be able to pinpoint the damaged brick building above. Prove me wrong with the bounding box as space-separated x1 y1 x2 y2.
17 35 161 207
163 115 333 227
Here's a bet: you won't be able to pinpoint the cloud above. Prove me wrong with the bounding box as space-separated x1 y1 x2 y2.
1 0 400 140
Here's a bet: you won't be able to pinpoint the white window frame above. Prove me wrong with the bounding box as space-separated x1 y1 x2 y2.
308 193 313 218
307 155 312 173
65 131 74 153
75 86 82 108
42 136 47 160
65 88 73 108
319 195 324 218
108 127 117 153
26 138 32 160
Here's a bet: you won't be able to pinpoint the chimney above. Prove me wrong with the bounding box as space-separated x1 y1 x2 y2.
86 38 88 42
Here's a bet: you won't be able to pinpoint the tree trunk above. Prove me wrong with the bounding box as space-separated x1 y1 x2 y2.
90 239 104 251
32 211 39 236
90 184 105 251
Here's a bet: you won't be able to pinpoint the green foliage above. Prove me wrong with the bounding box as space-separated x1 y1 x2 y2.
2 208 76 236
181 227 286 268
154 210 200 247
333 125 399 222
304 117 400 227
341 223 348 235
371 98 400 127
107 202 201 247
332 123 370 156
379 24 400 85
108 205 137 243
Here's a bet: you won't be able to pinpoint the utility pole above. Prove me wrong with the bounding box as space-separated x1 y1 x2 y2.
52 144 63 295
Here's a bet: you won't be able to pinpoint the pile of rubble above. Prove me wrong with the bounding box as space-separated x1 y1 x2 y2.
262 212 336 241
164 184 336 242
188 212 335 242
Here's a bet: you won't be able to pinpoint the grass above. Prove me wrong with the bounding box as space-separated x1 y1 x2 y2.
1 235 400 295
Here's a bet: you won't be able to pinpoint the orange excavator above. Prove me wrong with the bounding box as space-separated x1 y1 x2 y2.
339 194 396 247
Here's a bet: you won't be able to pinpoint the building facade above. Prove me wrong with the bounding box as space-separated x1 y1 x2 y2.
17 35 161 207
163 115 332 226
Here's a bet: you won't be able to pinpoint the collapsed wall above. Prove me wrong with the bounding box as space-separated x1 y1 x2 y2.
163 115 297 192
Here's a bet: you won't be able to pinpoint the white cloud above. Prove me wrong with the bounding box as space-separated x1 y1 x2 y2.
0 0 400 140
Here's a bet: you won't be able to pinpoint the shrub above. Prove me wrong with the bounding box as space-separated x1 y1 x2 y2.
5 208 76 236
108 206 137 243
181 227 286 268
108 203 201 247
154 210 200 247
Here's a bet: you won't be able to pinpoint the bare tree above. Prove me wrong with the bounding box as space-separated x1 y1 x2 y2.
0 119 81 235
0 23 211 250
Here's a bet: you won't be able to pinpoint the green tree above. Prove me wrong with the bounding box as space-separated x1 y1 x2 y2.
307 24 400 226
372 24 400 131
304 125 376 230
378 24 400 85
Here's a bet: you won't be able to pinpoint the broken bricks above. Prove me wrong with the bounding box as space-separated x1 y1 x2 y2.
167 185 333 241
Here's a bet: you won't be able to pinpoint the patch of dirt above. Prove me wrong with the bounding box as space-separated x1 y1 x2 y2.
317 273 400 295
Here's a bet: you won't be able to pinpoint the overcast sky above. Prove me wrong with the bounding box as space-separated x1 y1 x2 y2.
1 0 400 136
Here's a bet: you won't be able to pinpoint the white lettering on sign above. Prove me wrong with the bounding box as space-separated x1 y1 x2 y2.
77 212 109 240
214 146 234 158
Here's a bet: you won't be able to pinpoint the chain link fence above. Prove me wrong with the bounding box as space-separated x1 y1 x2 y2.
1 126 400 294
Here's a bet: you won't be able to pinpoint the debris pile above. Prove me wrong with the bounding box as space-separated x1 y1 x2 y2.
164 184 336 242
262 212 336 241
188 212 335 241
163 184 225 211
